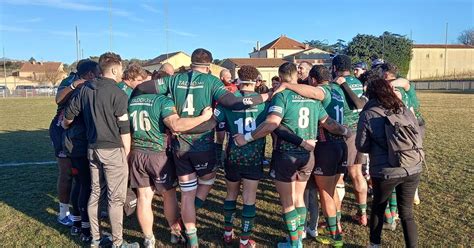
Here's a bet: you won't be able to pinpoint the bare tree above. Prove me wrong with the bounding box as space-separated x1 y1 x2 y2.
43 71 64 85
458 28 474 45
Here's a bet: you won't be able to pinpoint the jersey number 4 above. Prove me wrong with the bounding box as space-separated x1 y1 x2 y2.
182 94 195 115
130 110 151 131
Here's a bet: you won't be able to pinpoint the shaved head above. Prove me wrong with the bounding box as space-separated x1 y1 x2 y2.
160 63 174 76
220 69 232 85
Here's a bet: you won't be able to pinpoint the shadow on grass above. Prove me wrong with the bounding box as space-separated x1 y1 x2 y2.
0 129 54 163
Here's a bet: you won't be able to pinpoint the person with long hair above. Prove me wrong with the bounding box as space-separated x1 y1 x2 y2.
356 78 423 248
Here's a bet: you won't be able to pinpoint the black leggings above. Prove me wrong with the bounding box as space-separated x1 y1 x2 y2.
71 157 91 225
370 173 420 247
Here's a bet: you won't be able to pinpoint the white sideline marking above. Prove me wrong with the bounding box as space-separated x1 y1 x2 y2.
0 161 56 167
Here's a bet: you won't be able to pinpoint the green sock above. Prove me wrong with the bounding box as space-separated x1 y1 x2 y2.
241 204 256 241
283 210 299 246
384 205 394 224
195 197 204 209
223 200 237 233
327 216 338 238
295 207 307 240
389 190 398 217
186 228 198 247
359 203 367 214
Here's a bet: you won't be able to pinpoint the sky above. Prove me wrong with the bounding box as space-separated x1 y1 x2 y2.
0 0 473 64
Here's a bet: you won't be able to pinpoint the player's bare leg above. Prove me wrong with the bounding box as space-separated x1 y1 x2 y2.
178 173 199 248
195 171 216 208
348 164 368 225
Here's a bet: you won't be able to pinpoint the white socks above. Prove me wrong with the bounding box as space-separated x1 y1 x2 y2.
336 184 346 202
59 203 70 219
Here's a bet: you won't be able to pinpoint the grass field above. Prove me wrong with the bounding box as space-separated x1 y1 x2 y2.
0 93 473 247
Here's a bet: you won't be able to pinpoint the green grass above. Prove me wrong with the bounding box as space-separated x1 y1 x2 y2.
0 93 473 247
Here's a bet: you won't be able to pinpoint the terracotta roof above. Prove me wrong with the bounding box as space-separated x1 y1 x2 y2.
413 44 474 49
19 62 62 73
259 35 309 50
146 51 184 66
224 58 287 68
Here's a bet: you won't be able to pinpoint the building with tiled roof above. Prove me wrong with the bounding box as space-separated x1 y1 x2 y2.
249 35 311 59
143 51 225 78
17 61 65 83
409 44 474 80
221 58 287 83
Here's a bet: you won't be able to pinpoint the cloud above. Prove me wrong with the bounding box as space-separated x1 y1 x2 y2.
141 3 161 13
48 29 128 38
0 25 31 32
165 29 197 37
18 17 43 23
2 0 143 22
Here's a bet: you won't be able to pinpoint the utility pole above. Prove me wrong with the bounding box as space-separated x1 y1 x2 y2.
75 26 79 62
444 22 448 78
3 47 6 88
109 0 113 52
78 40 81 60
164 0 169 58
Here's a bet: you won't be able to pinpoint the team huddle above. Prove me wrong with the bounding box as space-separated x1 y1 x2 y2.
49 48 425 248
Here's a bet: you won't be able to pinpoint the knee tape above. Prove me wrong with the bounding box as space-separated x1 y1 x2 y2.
179 178 198 192
198 177 215 186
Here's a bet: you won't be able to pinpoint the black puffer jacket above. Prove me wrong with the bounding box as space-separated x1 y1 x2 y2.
356 99 423 179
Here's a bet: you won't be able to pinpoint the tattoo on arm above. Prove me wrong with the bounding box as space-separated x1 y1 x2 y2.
321 117 346 136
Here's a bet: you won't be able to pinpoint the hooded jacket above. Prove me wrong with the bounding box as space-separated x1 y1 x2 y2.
356 99 423 179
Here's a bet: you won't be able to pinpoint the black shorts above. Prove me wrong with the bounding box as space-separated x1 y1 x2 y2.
129 149 177 193
269 150 315 183
313 142 347 177
173 150 217 177
224 153 263 182
49 114 67 158
345 134 367 166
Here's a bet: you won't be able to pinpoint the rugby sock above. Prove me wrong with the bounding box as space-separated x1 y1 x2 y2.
223 200 237 234
185 228 198 247
358 203 367 215
389 190 398 218
195 197 204 209
295 207 307 240
327 216 338 238
81 222 91 236
59 203 69 219
70 215 81 227
241 204 256 242
384 205 394 224
336 184 346 202
283 210 299 246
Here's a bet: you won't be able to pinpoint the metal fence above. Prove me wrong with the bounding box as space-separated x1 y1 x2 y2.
412 80 474 91
0 89 57 98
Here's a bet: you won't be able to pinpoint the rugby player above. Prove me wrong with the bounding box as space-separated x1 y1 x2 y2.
117 63 148 99
128 91 214 248
353 61 368 79
214 65 268 248
332 55 368 226
63 60 100 243
234 62 349 248
297 61 312 85
134 48 272 247
215 68 239 168
51 59 88 226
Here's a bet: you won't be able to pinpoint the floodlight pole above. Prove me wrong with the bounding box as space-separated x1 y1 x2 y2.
3 47 6 87
75 26 79 62
444 22 448 78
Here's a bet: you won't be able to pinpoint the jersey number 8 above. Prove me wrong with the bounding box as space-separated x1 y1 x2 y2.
298 107 310 128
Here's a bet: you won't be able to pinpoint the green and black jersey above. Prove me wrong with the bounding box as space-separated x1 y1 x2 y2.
214 91 269 166
128 94 176 152
153 71 228 152
269 89 327 153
